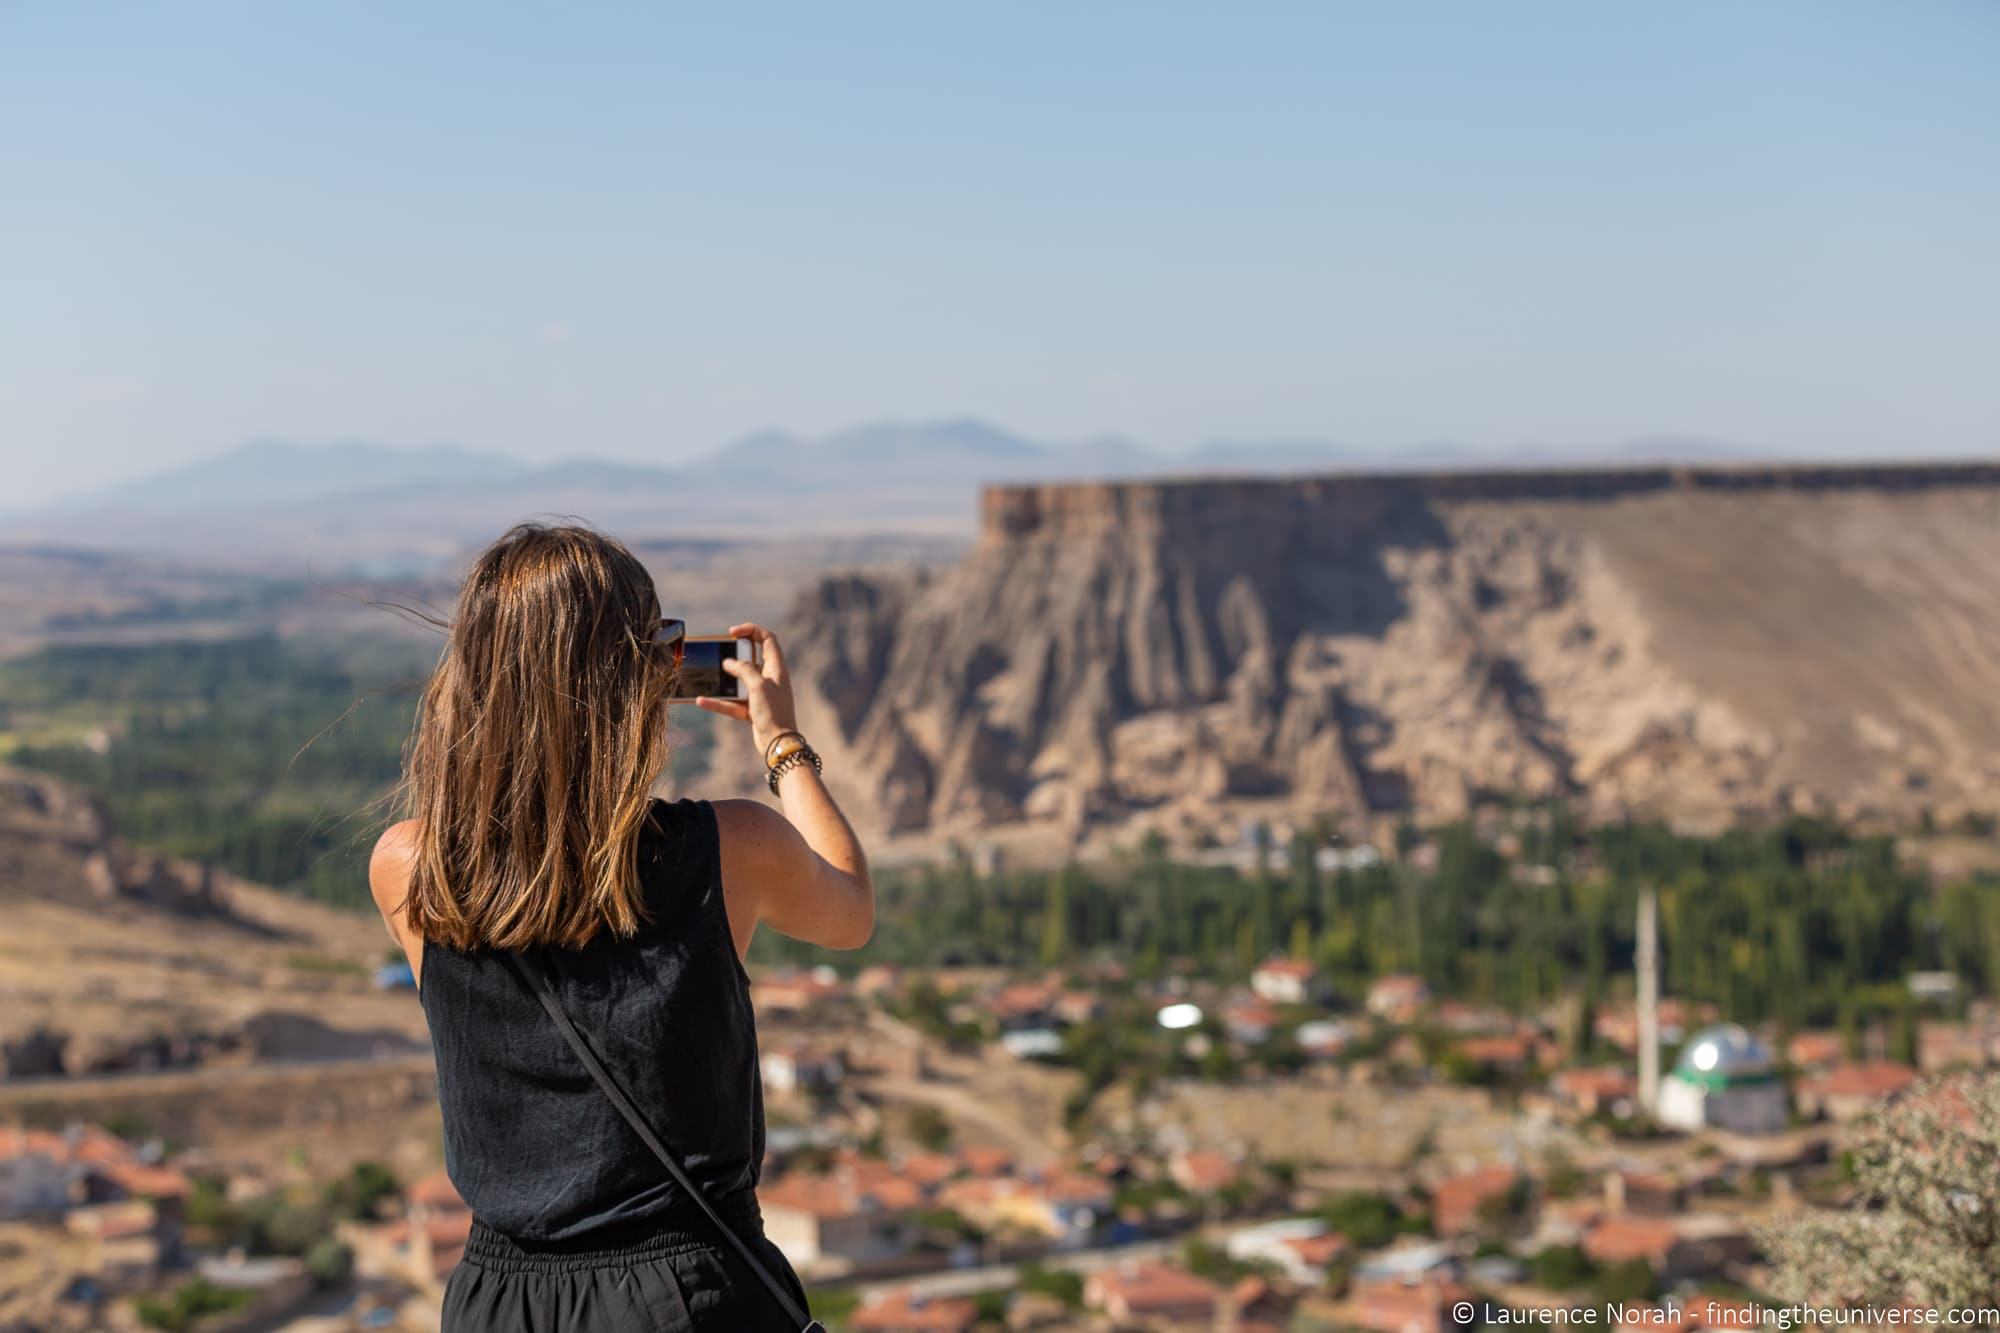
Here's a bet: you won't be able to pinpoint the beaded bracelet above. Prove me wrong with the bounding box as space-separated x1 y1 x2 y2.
767 745 823 795
764 730 808 768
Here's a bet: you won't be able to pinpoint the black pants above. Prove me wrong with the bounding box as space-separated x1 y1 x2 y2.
444 1219 811 1331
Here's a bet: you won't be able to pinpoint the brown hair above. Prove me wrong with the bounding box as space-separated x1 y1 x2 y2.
396 523 673 951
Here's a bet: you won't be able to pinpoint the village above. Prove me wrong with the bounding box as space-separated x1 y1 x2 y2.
3 944 1985 1333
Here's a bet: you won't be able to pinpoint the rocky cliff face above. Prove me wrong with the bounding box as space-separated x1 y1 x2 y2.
0 769 221 913
762 464 2000 849
0 767 429 1079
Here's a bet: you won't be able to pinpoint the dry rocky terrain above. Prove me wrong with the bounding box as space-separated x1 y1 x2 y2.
0 767 429 1086
707 463 2000 853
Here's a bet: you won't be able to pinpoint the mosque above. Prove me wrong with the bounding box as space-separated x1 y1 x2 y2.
1654 1023 1790 1135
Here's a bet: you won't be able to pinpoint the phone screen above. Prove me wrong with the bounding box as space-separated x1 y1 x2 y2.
672 638 743 700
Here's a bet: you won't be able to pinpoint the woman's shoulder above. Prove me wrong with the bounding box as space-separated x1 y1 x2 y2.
369 820 419 911
672 799 801 886
369 819 422 962
709 798 803 889
709 797 786 841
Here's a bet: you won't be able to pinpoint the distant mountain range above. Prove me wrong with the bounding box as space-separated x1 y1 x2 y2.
1 422 1761 571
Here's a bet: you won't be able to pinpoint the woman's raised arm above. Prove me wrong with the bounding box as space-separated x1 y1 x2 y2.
701 623 873 954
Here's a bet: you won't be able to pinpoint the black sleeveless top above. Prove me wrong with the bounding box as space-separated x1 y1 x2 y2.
418 798 767 1243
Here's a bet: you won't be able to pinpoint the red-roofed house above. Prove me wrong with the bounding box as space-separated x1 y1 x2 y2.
1428 1166 1523 1236
854 965 904 999
1918 1022 1994 1072
1551 1067 1637 1117
1785 1031 1846 1070
956 1145 1014 1179
1583 1216 1681 1269
1252 959 1321 1006
1285 1230 1350 1276
762 1166 920 1270
1584 1215 1753 1284
990 982 1060 1027
1169 1149 1243 1195
849 1286 979 1332
970 1170 1115 1244
897 1151 958 1189
87 1156 191 1205
1796 1062 1919 1121
1368 975 1431 1022
1343 1276 1473 1333
406 1171 471 1290
1 1124 186 1218
345 1171 474 1294
1454 1035 1533 1074
1084 1261 1221 1326
415 1209 474 1288
1223 998 1282 1044
405 1170 463 1211
753 968 846 1014
1055 990 1103 1026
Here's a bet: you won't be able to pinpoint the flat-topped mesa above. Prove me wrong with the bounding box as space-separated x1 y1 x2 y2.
980 459 2000 542
787 455 2000 847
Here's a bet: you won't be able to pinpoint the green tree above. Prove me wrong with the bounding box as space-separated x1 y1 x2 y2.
135 1280 256 1332
1594 1259 1660 1302
1531 1244 1596 1290
322 1160 399 1221
1319 1192 1405 1249
1890 1007 1919 1068
1039 869 1071 966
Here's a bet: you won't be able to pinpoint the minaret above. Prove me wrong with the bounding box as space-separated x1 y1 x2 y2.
1637 885 1660 1116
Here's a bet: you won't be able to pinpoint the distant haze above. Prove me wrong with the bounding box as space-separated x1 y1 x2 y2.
3 4 1996 505
0 423 1781 570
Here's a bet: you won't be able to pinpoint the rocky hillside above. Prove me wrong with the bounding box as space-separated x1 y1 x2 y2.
753 463 2000 850
0 767 428 1080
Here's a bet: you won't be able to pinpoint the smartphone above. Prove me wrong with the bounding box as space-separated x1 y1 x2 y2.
670 636 762 701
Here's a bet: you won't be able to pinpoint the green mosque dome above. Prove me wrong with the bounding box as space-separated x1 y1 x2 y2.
1670 1023 1779 1090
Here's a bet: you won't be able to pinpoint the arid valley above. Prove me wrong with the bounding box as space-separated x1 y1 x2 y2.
5 450 2000 1330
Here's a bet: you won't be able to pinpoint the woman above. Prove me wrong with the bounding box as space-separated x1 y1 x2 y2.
370 522 871 1331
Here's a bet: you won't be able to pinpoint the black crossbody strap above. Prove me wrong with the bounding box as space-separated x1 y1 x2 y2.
506 951 822 1333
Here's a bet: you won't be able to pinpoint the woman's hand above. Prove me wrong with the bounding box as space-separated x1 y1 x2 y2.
695 622 799 758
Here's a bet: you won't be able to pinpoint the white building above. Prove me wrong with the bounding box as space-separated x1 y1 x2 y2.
1226 1217 1342 1285
1251 959 1319 1006
1297 1019 1356 1060
1655 1024 1789 1136
761 1044 845 1097
1000 1029 1065 1060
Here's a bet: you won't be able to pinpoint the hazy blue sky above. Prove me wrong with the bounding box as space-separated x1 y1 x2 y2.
3 2 1996 505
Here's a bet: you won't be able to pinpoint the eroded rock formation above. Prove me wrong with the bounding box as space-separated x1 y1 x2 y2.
760 464 2000 848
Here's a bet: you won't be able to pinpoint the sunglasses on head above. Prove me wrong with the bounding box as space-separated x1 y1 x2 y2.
653 618 686 666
